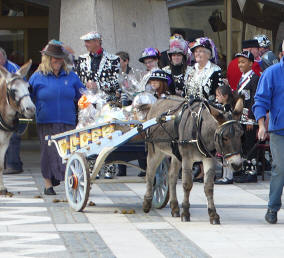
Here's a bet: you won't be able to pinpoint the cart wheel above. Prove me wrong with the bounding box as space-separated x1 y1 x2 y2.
152 158 169 209
65 153 90 212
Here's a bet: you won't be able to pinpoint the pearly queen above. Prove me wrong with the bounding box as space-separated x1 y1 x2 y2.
184 61 222 102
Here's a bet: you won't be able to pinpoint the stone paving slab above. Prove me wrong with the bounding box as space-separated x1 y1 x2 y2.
1 142 284 257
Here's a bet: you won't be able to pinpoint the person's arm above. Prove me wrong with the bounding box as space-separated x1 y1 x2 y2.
257 117 267 141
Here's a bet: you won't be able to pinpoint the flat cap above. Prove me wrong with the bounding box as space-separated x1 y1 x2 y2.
80 31 102 41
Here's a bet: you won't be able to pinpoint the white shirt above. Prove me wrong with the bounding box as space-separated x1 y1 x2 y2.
194 61 211 74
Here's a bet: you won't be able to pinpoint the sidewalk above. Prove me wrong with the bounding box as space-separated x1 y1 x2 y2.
0 140 284 258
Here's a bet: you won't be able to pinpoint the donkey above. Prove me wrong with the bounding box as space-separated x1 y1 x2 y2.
142 96 244 224
0 60 35 194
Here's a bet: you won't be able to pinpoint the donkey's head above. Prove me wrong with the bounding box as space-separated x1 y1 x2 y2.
0 60 35 118
209 98 244 171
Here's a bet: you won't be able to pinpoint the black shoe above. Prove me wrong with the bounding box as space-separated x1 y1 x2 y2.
44 187 56 195
137 171 146 177
233 170 244 178
215 177 233 185
247 173 257 183
3 168 23 175
265 209 277 224
51 177 60 187
234 171 257 183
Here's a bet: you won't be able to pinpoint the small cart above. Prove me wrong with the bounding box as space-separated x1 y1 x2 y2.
45 116 174 212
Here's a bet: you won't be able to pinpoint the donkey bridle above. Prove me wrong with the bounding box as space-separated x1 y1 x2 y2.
214 120 243 159
0 76 29 132
147 97 242 164
6 76 30 107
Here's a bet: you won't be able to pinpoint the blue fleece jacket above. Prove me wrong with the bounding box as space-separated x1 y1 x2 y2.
253 57 284 135
4 60 20 73
29 70 85 125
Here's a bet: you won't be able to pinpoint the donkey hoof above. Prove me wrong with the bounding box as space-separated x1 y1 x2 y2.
171 211 180 217
181 214 190 222
210 217 221 225
142 199 152 213
0 188 8 195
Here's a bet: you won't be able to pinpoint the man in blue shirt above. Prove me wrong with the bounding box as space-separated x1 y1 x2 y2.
0 47 26 174
253 41 284 224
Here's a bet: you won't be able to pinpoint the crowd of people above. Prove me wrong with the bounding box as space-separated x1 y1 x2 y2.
1 29 284 224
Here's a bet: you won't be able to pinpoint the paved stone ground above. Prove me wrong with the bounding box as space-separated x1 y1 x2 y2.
1 140 284 258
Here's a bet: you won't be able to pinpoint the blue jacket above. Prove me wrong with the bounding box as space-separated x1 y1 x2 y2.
4 60 20 73
29 70 85 125
253 57 284 135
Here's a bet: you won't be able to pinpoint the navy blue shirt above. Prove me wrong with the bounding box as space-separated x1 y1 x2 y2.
29 70 85 125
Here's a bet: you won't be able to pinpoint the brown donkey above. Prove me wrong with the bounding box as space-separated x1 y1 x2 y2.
142 96 243 224
0 60 35 194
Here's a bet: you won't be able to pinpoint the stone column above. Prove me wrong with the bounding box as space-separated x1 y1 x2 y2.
48 0 61 40
60 0 170 68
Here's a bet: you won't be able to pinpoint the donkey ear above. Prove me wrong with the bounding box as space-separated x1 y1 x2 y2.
0 65 10 79
232 96 244 120
208 104 226 125
16 59 32 78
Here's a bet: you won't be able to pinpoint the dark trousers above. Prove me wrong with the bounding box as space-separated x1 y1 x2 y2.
242 124 258 160
5 124 27 170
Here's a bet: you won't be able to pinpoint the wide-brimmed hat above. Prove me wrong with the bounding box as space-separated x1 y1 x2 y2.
190 37 218 64
167 37 188 58
149 69 168 81
80 31 101 41
235 51 254 62
190 37 212 53
242 39 259 49
41 43 66 58
139 48 160 63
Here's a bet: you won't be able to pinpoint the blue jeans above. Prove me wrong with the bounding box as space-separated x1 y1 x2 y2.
5 124 26 171
268 133 284 212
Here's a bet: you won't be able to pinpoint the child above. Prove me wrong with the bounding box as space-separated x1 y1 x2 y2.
148 69 169 98
215 84 235 113
215 84 235 184
234 51 259 183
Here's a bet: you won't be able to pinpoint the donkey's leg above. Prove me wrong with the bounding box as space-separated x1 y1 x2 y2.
0 143 9 194
168 157 181 217
143 145 164 213
203 158 220 224
180 154 194 222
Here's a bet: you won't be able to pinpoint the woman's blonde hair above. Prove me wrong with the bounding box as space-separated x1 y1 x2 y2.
37 55 70 75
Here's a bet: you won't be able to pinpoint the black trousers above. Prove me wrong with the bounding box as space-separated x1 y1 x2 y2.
241 124 258 160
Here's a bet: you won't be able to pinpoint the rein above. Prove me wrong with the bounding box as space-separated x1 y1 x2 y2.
147 97 242 166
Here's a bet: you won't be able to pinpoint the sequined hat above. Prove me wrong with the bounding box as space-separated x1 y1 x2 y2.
235 51 254 62
80 31 102 41
167 37 188 57
190 37 212 53
254 34 271 48
149 69 168 81
139 48 160 63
